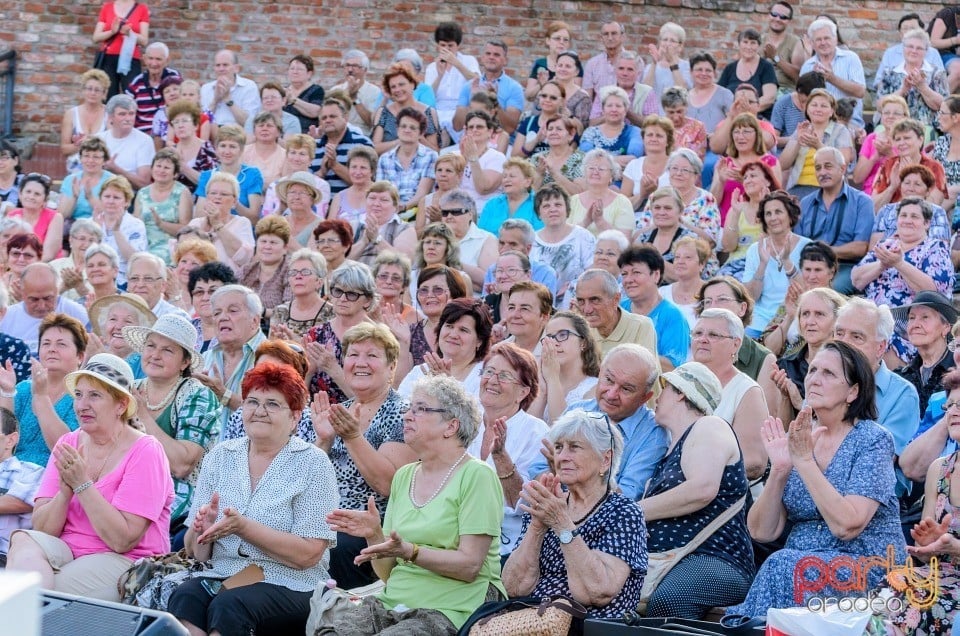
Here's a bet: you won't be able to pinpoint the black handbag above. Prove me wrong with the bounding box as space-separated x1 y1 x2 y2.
93 2 139 69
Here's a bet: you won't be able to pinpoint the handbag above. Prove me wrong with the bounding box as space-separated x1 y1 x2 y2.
463 595 587 636
117 548 211 610
637 496 746 613
93 2 139 69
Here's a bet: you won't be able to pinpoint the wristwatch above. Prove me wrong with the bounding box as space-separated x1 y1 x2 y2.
225 99 235 107
558 528 579 544
773 55 782 65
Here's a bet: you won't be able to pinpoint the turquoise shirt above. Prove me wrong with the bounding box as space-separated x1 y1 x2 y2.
13 380 78 467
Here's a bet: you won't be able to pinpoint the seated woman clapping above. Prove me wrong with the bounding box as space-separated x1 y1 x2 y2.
316 375 505 635
7 353 174 601
639 362 755 618
501 409 647 620
167 362 338 636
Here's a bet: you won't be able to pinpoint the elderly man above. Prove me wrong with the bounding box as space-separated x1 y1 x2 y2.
125 42 181 134
0 285 32 382
481 219 558 298
0 408 43 567
200 49 260 127
893 291 957 415
0 264 88 357
799 17 867 127
126 252 189 320
199 285 267 441
575 269 657 358
309 98 374 195
97 94 155 189
530 344 667 500
425 22 479 143
453 40 524 135
331 49 382 136
588 51 658 126
762 1 807 91
796 147 874 294
583 21 629 102
833 298 920 495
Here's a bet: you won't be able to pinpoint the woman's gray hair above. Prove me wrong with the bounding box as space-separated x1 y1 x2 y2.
599 85 630 111
661 87 689 110
289 248 327 278
0 217 33 235
70 218 104 242
699 307 744 341
85 242 120 269
210 284 264 319
411 375 482 447
393 48 423 73
547 409 624 488
666 148 703 175
440 189 478 223
596 229 629 251
584 148 622 182
329 261 377 297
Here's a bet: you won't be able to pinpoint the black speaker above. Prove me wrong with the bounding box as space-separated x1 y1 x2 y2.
41 590 187 636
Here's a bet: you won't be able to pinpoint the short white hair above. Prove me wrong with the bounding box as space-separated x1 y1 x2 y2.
596 229 628 251
145 42 169 58
815 145 847 168
127 252 165 278
808 18 838 39
343 49 370 70
699 307 745 341
211 284 263 319
839 297 895 343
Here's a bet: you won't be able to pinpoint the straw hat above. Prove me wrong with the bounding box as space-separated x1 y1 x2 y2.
122 314 202 372
661 362 723 416
65 353 138 419
89 293 157 338
276 171 322 204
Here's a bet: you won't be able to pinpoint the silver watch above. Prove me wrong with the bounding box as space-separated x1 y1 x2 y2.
558 528 579 544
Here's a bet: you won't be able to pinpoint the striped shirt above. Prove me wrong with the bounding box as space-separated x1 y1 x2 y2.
126 67 181 133
310 127 373 194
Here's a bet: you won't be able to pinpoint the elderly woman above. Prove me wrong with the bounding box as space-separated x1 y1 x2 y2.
719 29 778 114
531 116 586 194
712 113 781 220
720 161 782 280
528 311 600 424
640 362 754 618
852 95 909 195
727 342 907 617
89 292 157 375
351 181 418 266
123 315 222 539
0 314 87 468
80 243 121 304
876 28 948 132
304 261 377 405
502 409 646 620
372 64 441 154
456 110 507 211
94 175 146 285
780 89 854 198
569 149 634 237
311 219 354 276
6 352 173 602
189 171 255 275
261 135 329 219
662 87 708 160
693 308 770 481
743 190 811 338
244 82 301 142
852 197 954 361
397 298 492 399
872 164 952 249
934 96 960 211
329 146 377 232
165 363 337 635
588 230 628 279
687 53 734 133
375 108 437 216
643 21 694 96
165 100 218 190
409 223 469 306
240 216 293 321
187 262 238 354
9 173 63 262
373 251 416 325
871 119 948 211
417 154 465 237
133 149 192 263
514 80 567 159
622 116 675 211
478 158 538 235
660 237 712 328
58 137 112 222
503 281 552 354
530 184 596 308
60 69 109 173
772 288 847 422
1 233 42 303
51 219 103 302
635 187 717 282
319 375 504 635
306 323 415 590
196 125 264 223
270 249 333 341
579 87 643 170
637 149 722 251
241 111 286 188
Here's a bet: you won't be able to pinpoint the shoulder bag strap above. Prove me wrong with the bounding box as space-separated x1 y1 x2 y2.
100 3 140 50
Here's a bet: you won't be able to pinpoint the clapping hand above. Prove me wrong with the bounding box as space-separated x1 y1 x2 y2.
490 416 508 456
786 407 820 465
520 472 570 531
911 514 953 548
269 322 296 341
328 401 363 440
310 391 336 445
356 530 410 565
0 360 16 396
874 239 902 268
328 496 383 541
52 442 89 490
304 340 339 374
423 351 453 376
771 367 803 410
381 303 410 346
30 359 50 397
192 492 220 538
760 415 792 474
198 506 246 545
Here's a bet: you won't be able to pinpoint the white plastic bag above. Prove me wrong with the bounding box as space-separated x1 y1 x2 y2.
766 604 871 636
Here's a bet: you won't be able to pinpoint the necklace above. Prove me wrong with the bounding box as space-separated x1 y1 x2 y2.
145 379 180 411
409 450 469 508
89 431 123 481
568 486 610 525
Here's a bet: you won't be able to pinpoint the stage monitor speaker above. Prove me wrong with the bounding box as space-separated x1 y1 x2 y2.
40 590 187 636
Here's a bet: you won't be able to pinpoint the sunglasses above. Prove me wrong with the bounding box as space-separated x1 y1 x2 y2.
769 10 790 19
441 208 471 217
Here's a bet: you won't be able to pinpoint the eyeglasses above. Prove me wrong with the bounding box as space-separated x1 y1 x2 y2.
732 128 756 136
128 276 164 284
0 153 16 160
313 237 343 246
416 285 448 298
330 287 365 301
944 400 960 413
541 329 582 343
586 411 616 482
191 287 222 298
343 63 364 69
668 166 697 176
8 250 38 260
594 249 619 258
376 273 404 284
288 268 318 279
699 295 738 308
480 367 519 383
243 396 289 415
441 208 471 217
401 403 449 417
769 10 790 19
690 329 737 341
495 267 524 277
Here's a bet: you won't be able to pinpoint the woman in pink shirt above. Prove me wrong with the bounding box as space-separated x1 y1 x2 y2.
6 353 173 602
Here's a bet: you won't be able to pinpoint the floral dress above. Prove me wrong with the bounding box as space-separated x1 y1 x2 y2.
882 451 960 636
636 187 721 248
635 226 719 279
136 182 189 264
305 321 348 404
876 67 949 131
933 135 960 225
531 149 585 187
409 320 433 367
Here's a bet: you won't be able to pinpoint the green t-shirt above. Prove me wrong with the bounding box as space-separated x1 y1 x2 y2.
379 458 506 628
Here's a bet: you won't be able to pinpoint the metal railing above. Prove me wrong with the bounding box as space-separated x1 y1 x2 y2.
0 50 15 139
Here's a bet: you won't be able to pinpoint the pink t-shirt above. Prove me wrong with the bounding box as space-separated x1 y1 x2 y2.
36 431 173 560
858 133 899 195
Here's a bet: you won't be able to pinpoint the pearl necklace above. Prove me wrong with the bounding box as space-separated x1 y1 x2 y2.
145 380 180 411
409 451 469 509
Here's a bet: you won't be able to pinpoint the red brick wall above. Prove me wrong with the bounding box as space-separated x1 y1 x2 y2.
0 0 945 142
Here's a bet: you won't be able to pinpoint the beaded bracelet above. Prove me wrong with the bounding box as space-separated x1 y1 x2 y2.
73 480 94 495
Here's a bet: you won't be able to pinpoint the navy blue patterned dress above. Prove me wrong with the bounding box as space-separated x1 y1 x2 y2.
726 419 907 618
518 493 647 619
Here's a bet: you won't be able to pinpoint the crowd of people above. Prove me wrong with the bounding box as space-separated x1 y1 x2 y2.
3 2 960 634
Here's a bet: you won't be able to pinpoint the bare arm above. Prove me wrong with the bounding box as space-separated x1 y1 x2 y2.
342 438 417 497
731 386 769 481
502 520 545 596
31 495 70 537
793 457 880 540
747 467 789 542
901 416 950 482
0 494 31 515
41 215 64 262
235 517 329 570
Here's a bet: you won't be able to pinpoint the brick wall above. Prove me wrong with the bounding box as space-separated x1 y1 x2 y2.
0 0 946 143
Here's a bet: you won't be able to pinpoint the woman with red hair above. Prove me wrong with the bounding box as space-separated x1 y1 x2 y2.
719 160 781 280
311 219 354 276
167 362 339 636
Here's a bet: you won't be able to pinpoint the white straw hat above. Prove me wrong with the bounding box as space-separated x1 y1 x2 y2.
122 314 202 372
